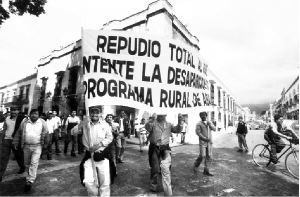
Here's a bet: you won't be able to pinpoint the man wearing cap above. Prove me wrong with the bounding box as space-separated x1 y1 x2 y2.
193 112 216 176
147 113 181 196
265 114 293 163
81 107 113 196
64 110 80 157
236 116 249 152
12 109 49 192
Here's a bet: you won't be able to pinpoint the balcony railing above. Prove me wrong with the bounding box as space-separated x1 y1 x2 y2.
2 95 29 105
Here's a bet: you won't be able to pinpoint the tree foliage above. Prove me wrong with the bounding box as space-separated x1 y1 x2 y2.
0 0 47 26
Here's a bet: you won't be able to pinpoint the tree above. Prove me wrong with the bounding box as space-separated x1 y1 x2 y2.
0 0 47 26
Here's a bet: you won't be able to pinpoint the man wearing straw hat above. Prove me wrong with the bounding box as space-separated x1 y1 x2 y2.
81 107 113 196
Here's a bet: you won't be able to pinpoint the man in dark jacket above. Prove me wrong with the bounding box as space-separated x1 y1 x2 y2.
147 113 181 196
236 116 249 152
193 112 216 176
115 111 131 163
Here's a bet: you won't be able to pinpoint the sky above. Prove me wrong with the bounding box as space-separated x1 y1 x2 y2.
0 0 298 105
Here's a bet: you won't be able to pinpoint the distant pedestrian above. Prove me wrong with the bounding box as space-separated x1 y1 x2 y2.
115 111 131 163
193 112 216 176
236 116 249 152
147 113 182 196
178 114 188 144
12 109 49 192
52 111 62 154
81 107 113 196
44 111 56 160
64 110 80 157
136 118 148 152
105 114 119 170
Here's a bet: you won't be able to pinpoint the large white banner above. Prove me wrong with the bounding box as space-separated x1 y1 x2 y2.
82 29 211 113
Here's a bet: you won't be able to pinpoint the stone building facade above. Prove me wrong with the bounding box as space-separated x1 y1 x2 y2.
272 76 299 120
0 73 37 114
34 0 244 143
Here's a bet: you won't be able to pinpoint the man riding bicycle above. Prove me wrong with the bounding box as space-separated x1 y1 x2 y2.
264 114 298 164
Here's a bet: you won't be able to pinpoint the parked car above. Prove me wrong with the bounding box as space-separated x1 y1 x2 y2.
249 123 259 130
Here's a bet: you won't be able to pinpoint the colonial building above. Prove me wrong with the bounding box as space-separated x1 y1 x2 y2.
272 76 299 120
0 73 37 114
34 0 244 143
207 69 245 131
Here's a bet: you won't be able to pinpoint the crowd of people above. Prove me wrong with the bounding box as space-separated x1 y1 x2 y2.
0 107 298 196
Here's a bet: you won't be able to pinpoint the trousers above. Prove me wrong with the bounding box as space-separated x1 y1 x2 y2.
23 144 42 183
237 133 248 150
115 133 126 160
149 143 172 196
83 158 110 197
194 144 212 170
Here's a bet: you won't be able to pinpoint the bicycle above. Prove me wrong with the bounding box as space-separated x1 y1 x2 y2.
252 139 299 179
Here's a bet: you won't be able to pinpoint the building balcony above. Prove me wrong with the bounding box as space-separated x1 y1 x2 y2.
2 95 29 106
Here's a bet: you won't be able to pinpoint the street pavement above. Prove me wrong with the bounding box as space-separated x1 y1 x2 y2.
0 129 298 196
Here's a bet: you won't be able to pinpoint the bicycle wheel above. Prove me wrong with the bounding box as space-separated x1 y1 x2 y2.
285 150 299 179
252 144 271 166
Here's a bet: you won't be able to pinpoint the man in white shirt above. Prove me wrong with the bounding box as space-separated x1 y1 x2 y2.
105 114 119 171
178 114 188 144
82 107 113 196
0 108 17 182
44 111 56 160
136 118 148 152
52 111 62 154
13 109 49 192
115 111 131 163
64 110 80 157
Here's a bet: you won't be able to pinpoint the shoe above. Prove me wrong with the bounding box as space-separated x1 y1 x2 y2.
245 149 249 153
139 150 143 153
18 168 25 174
203 169 214 176
24 182 32 192
150 185 158 192
71 152 76 157
117 158 124 163
237 149 243 152
56 150 61 154
271 159 280 164
47 157 52 160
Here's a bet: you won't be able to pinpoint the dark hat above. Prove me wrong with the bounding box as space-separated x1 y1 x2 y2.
199 112 207 117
